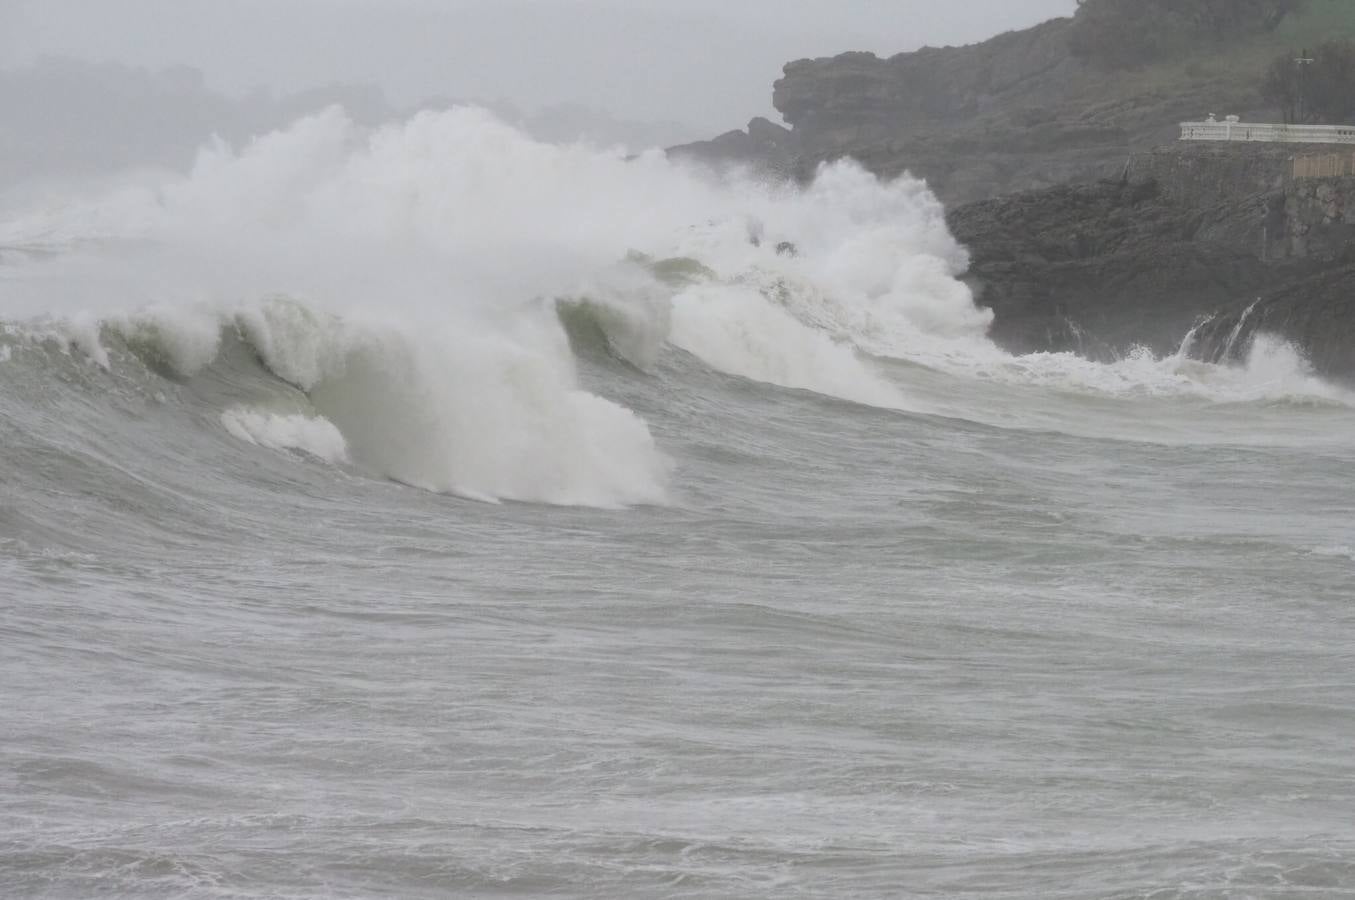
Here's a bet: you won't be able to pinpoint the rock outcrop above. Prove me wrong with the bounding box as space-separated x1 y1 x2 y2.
1192 260 1355 376
670 3 1355 376
774 30 1292 206
948 145 1355 379
948 177 1274 358
668 117 800 176
677 8 1337 205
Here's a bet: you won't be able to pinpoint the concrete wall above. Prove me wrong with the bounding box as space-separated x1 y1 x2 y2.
1125 143 1355 261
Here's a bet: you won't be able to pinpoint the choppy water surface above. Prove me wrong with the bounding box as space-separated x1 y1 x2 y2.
3 109 1354 899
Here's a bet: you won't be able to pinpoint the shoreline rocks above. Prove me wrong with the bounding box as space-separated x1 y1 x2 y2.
947 150 1355 379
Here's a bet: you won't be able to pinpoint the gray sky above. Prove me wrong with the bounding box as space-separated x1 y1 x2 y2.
3 0 1077 137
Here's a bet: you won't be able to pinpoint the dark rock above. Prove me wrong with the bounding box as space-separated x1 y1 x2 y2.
668 117 799 177
1192 262 1355 377
679 13 1296 204
669 5 1355 375
948 160 1355 378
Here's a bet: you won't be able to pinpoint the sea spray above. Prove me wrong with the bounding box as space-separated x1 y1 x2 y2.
0 106 991 501
221 407 350 464
2 104 1352 493
1175 313 1216 363
1221 298 1262 362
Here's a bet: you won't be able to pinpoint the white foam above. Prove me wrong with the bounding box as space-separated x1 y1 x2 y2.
260 304 672 507
960 334 1354 406
0 107 982 419
113 306 224 376
669 282 907 408
0 109 689 507
61 314 111 370
221 407 350 464
3 103 1350 486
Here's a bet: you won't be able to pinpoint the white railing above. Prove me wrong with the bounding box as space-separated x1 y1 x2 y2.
1181 120 1355 144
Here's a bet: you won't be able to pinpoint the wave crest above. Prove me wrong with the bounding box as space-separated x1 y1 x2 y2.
3 103 1351 495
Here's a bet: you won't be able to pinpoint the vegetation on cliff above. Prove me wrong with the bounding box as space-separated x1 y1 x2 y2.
1068 0 1305 68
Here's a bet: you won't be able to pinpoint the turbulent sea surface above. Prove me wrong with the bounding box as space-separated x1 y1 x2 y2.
3 109 1354 899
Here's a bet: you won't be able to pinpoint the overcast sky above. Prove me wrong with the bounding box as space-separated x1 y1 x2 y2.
2 0 1077 137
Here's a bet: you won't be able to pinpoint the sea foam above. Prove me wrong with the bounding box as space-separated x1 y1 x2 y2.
2 104 1350 501
0 106 984 502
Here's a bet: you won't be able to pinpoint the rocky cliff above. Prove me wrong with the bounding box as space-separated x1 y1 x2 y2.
675 18 1281 205
1192 260 1355 377
674 2 1355 206
670 3 1355 377
948 143 1355 378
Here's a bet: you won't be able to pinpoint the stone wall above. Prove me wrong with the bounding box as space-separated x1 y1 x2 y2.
1124 143 1291 209
1286 177 1355 259
1124 143 1355 261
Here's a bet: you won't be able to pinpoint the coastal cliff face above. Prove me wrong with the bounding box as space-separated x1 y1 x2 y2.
946 175 1277 359
675 2 1355 206
676 17 1280 205
948 144 1355 378
770 20 1123 204
669 3 1355 377
772 22 1078 137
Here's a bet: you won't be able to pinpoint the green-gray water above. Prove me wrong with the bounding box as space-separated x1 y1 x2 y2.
3 109 1354 898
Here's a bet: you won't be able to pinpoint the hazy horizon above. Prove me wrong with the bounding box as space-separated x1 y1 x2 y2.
4 0 1078 138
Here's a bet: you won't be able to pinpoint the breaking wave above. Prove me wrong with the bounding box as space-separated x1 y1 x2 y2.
2 105 1352 508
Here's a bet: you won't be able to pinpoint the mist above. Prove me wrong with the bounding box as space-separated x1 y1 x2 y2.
0 0 1075 188
5 0 1076 126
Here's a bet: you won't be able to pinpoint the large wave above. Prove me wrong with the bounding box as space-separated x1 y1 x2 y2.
2 105 1351 506
0 106 978 504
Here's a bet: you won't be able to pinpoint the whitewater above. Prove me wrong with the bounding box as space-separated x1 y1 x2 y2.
3 108 1353 899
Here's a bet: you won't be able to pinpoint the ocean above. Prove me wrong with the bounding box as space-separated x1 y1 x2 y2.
3 108 1354 899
